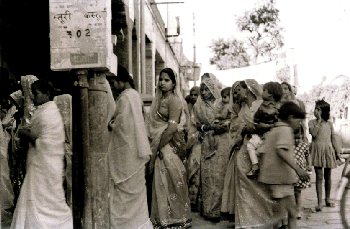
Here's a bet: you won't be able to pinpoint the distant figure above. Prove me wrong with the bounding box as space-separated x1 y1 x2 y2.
188 86 200 114
11 80 73 229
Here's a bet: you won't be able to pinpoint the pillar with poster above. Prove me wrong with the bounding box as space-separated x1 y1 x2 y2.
49 0 117 228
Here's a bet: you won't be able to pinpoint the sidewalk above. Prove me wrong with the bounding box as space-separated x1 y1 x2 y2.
2 165 348 229
191 164 348 228
297 164 346 229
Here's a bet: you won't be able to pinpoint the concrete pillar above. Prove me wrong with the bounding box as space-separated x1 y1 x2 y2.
145 42 155 96
140 0 146 94
86 72 110 228
72 70 110 229
115 27 130 69
155 61 165 79
132 0 141 92
72 70 89 229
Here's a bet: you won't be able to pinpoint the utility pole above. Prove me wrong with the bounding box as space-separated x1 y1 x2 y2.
192 12 197 86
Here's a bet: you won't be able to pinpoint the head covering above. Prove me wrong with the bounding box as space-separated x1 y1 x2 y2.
21 75 38 126
10 90 24 108
201 77 221 100
229 81 241 113
192 77 221 125
244 79 262 99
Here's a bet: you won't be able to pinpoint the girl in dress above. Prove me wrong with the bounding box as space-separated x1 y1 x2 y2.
309 99 342 211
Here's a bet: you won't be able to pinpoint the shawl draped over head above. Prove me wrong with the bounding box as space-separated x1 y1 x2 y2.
21 75 38 126
192 77 221 125
228 79 263 144
244 79 263 100
148 68 189 154
238 79 263 128
10 90 24 108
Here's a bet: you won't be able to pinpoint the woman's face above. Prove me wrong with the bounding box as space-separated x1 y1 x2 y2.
200 84 212 101
158 72 175 93
281 84 291 95
234 84 248 103
32 88 50 106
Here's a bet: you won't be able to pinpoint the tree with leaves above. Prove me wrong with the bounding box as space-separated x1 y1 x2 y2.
210 0 284 69
209 38 250 70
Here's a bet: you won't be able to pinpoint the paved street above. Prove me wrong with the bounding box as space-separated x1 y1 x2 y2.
191 162 349 228
2 162 348 229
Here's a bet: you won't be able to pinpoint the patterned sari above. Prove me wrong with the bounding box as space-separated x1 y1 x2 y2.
193 77 231 220
148 71 191 228
230 80 282 228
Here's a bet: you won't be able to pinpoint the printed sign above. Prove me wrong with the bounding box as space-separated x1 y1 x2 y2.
49 0 117 73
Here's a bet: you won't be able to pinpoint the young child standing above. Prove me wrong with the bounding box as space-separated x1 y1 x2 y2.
258 101 309 229
294 128 312 219
246 81 283 178
309 99 342 211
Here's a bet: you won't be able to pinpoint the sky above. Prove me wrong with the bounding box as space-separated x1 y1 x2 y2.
161 0 350 93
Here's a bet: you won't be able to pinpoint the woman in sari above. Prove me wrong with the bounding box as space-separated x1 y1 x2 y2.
192 76 231 222
186 86 201 210
10 80 73 229
221 81 242 220
107 65 153 229
148 68 191 228
231 79 282 228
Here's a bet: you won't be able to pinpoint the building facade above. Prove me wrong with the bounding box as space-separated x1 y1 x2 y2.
0 0 193 100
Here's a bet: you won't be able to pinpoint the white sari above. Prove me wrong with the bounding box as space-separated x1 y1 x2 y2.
10 101 73 229
108 88 153 229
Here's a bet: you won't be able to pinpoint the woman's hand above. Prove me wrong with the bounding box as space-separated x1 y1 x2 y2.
212 122 227 135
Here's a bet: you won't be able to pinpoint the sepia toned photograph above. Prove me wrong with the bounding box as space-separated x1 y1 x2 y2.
1 0 350 228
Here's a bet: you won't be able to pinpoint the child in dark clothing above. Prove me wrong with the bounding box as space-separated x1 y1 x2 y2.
258 102 310 229
246 81 283 178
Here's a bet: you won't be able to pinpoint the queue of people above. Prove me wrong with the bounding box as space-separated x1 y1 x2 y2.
0 65 344 229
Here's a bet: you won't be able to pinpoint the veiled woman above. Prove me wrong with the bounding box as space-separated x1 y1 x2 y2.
148 68 191 228
11 80 72 229
231 79 281 228
192 76 231 222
